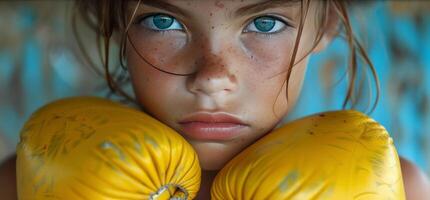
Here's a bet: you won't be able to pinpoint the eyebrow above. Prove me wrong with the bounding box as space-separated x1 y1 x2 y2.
235 0 301 17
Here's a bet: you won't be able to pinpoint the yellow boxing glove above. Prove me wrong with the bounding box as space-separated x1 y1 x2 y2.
211 110 405 200
17 97 201 200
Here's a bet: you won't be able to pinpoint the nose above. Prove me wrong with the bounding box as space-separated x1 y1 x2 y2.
187 51 238 96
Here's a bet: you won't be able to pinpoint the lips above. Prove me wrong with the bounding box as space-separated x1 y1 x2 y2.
178 112 248 141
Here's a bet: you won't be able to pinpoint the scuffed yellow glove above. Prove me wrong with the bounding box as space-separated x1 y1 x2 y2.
211 110 405 200
17 97 201 200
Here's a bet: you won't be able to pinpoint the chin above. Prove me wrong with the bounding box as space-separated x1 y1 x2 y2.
199 157 226 170
191 141 243 171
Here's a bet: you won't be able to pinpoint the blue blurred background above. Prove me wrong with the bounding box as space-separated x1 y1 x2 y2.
0 1 429 177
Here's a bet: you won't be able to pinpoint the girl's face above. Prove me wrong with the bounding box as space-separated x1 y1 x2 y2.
126 0 327 170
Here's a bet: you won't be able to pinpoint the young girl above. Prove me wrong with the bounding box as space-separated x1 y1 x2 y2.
1 0 429 199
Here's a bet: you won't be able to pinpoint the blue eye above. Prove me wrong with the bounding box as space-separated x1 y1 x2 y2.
138 14 184 31
245 16 287 34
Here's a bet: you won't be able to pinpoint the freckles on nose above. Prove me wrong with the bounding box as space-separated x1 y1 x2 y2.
214 0 225 8
197 53 237 83
228 74 237 83
201 54 226 77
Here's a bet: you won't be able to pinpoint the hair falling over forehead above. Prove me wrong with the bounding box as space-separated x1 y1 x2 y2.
74 0 380 114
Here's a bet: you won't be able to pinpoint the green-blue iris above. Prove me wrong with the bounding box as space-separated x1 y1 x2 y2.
254 17 276 32
153 14 174 29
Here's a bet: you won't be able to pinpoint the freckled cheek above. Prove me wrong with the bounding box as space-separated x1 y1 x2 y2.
127 33 188 69
129 77 184 123
240 36 294 75
126 50 179 106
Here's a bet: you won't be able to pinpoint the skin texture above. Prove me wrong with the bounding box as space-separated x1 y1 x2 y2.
125 2 321 198
401 157 430 200
0 1 429 200
126 0 317 171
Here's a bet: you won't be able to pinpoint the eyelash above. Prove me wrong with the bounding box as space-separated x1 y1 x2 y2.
133 13 292 36
133 13 184 34
244 15 292 38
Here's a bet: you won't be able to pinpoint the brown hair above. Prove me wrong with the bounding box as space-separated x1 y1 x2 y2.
73 0 379 113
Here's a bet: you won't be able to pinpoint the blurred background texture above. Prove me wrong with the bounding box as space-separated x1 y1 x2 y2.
0 1 429 177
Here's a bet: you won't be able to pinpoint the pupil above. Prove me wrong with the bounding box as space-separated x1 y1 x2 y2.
153 15 174 29
254 17 275 32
